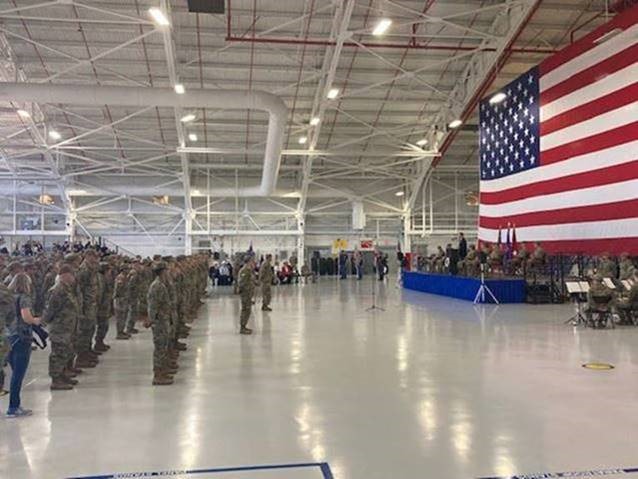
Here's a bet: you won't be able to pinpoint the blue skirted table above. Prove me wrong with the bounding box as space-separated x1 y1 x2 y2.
402 271 527 303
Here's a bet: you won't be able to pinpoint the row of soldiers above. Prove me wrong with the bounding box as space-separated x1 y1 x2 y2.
0 251 208 389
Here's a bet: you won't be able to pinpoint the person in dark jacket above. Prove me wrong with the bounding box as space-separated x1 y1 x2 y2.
458 232 467 260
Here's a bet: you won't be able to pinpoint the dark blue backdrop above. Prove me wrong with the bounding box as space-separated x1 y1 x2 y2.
403 271 526 303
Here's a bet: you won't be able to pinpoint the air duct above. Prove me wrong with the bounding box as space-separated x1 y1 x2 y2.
0 83 287 197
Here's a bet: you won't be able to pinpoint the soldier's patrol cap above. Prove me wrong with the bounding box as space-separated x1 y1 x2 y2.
63 253 80 263
152 261 168 273
59 264 74 275
8 261 23 272
152 255 162 261
176 255 186 261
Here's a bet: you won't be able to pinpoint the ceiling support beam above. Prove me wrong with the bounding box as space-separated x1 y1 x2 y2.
407 0 542 212
297 0 354 219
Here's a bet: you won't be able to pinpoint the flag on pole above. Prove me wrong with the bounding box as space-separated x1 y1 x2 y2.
478 5 638 255
497 225 502 250
512 224 518 255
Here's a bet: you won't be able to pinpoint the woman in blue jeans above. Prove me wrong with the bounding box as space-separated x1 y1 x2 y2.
6 273 41 418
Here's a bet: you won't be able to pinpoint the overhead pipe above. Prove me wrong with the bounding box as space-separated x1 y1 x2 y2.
225 0 556 55
0 83 287 197
224 35 558 54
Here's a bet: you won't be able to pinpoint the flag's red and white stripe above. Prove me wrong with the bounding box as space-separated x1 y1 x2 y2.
479 5 638 254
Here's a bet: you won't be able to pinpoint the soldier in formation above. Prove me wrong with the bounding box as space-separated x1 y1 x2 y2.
43 264 79 390
145 261 174 385
238 256 257 335
259 254 274 312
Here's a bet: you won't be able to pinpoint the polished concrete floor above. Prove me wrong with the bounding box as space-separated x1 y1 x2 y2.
1 278 638 479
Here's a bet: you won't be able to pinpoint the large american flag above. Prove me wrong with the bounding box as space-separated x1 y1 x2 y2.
478 4 638 255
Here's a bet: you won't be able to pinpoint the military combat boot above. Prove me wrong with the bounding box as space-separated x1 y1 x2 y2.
64 368 78 378
116 332 130 340
51 378 73 390
240 327 253 335
176 341 187 351
94 341 109 352
127 327 139 334
63 375 79 386
152 373 173 386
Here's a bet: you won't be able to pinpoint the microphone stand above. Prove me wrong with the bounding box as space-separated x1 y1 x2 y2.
473 264 499 304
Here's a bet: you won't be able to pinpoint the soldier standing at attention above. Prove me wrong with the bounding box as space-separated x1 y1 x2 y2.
232 254 242 294
94 262 112 353
146 261 174 385
0 280 13 396
259 254 274 312
238 256 256 335
76 250 100 368
113 263 130 340
43 265 79 391
62 252 88 372
125 261 141 335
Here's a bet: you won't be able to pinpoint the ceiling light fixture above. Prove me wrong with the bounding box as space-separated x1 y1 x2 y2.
395 191 404 197
448 119 462 129
373 18 392 36
298 136 308 145
149 7 170 26
416 138 428 147
180 113 196 123
188 133 198 141
174 83 185 94
17 109 30 119
327 88 339 99
489 92 507 104
48 130 61 140
310 117 320 126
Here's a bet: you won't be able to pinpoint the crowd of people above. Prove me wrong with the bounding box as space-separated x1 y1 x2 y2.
0 245 208 418
209 254 314 288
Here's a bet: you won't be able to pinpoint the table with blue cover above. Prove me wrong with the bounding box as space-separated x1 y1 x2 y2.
402 271 527 303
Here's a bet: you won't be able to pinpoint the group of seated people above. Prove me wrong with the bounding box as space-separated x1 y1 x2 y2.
582 257 638 328
416 239 548 278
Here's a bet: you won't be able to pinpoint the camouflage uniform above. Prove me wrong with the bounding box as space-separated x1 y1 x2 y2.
77 260 99 354
147 272 171 377
232 256 242 294
44 282 79 381
598 257 617 278
259 259 274 311
42 269 58 304
113 270 129 337
95 264 112 347
587 278 614 327
619 256 635 280
0 283 14 392
238 262 256 330
138 262 151 319
126 266 141 333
